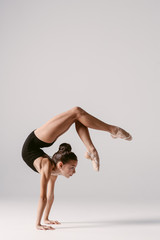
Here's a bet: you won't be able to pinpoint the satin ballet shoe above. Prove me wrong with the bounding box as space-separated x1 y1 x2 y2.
85 151 100 171
111 127 132 141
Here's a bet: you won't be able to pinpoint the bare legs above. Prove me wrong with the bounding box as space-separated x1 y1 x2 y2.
77 108 113 132
35 106 131 142
34 107 112 142
75 120 95 151
75 120 100 171
76 108 132 140
34 108 78 143
34 106 132 171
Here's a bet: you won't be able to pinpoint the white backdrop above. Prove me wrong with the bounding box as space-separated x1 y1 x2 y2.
1 0 160 203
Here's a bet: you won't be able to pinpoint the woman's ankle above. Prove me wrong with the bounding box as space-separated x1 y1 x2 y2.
110 125 118 135
87 146 96 153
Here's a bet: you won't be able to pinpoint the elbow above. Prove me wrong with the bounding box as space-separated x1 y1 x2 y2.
47 195 54 201
40 195 47 201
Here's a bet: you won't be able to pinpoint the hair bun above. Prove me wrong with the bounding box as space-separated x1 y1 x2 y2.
59 143 72 153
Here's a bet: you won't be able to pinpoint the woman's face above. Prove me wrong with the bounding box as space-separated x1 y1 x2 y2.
61 160 78 178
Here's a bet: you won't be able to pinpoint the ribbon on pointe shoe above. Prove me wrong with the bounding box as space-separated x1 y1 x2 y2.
85 151 99 171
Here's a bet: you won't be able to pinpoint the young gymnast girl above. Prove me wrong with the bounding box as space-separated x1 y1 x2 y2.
21 106 132 230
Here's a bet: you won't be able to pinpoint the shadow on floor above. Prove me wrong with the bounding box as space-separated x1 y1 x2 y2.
56 218 160 230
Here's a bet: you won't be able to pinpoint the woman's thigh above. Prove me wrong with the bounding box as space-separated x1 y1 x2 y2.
34 107 79 143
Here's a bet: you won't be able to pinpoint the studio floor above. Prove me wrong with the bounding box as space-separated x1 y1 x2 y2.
1 198 160 240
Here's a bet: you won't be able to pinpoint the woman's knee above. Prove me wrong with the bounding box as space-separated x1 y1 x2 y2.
72 106 85 119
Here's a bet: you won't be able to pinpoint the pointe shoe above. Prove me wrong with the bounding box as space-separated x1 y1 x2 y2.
111 127 132 141
85 151 100 171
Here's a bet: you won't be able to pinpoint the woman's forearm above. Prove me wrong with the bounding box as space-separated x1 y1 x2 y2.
43 196 54 220
36 197 47 226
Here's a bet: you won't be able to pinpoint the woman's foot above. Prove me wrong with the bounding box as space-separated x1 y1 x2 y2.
110 126 132 141
85 149 100 171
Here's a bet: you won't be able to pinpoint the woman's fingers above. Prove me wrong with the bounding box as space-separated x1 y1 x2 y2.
50 220 61 224
44 219 61 224
43 225 55 230
37 226 47 230
36 224 55 230
47 226 55 230
56 221 61 224
54 220 61 224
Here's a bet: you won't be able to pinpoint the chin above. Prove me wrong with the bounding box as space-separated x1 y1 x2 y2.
65 175 70 178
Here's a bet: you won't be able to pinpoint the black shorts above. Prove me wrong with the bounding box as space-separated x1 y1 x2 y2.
21 130 55 173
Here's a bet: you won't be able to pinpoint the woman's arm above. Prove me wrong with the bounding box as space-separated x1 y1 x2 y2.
43 175 60 224
36 161 54 230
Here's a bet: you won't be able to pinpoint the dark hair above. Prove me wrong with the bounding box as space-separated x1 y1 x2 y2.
52 143 78 165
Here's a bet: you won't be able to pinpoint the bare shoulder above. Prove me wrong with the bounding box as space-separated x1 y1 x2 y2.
40 158 52 179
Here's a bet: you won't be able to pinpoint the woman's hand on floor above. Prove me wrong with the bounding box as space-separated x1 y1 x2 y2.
44 219 61 224
36 224 55 230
